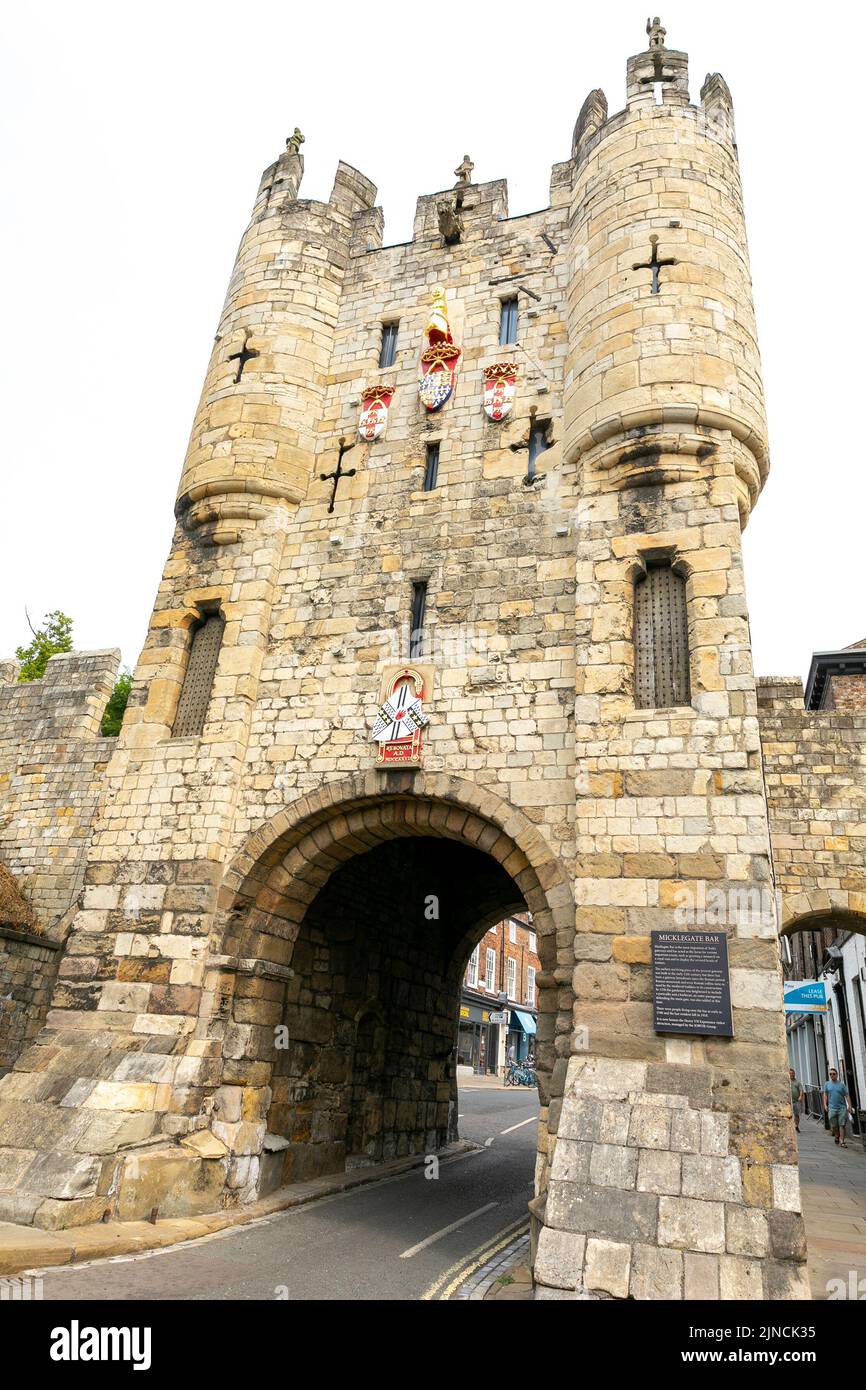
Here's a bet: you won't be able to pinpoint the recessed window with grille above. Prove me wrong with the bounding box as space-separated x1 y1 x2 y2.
379 322 398 369
423 442 440 491
634 563 691 709
171 612 225 738
409 580 427 659
499 297 518 346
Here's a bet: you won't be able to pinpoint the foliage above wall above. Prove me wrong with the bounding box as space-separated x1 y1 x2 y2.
15 610 73 682
100 669 132 737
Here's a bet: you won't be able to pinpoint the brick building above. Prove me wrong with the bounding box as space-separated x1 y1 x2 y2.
458 913 540 1073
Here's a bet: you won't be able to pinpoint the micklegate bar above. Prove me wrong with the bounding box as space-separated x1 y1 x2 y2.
2 20 865 1301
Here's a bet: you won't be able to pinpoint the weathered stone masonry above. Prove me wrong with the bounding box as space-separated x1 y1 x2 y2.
0 652 118 1075
2 23 859 1299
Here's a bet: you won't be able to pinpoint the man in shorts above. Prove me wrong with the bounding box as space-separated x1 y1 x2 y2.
789 1068 804 1132
822 1068 853 1147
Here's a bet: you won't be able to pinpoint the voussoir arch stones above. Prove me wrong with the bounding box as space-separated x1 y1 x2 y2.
218 771 574 944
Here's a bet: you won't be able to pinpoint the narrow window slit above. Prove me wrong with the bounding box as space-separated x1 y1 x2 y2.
423 443 440 492
409 581 428 659
379 323 398 369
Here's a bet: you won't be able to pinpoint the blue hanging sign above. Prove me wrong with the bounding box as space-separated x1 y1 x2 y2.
783 979 828 1014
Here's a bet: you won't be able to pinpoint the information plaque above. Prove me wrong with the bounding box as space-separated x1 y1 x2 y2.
651 930 734 1038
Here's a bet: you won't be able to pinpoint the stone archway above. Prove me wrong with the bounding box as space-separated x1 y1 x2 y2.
779 903 866 1120
205 771 574 1205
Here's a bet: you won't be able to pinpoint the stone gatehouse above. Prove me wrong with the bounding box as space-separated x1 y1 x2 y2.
1 20 863 1301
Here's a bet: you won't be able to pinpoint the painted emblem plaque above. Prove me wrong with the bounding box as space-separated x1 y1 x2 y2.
370 667 430 766
482 362 518 421
358 385 394 442
418 286 461 413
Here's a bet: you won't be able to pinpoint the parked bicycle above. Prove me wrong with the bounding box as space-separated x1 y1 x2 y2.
505 1060 537 1087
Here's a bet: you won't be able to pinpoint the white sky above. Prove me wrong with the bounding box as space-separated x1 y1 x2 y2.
2 2 863 683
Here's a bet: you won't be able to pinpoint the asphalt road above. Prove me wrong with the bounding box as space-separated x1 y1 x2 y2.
33 1082 538 1302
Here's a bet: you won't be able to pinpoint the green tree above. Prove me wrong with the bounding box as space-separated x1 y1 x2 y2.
100 668 132 737
15 610 74 682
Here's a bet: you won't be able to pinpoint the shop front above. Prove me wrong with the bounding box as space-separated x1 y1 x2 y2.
507 1008 537 1063
457 999 498 1074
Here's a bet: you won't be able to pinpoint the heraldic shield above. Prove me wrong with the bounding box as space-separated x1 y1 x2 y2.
419 286 461 413
482 362 518 421
358 385 395 442
370 667 430 766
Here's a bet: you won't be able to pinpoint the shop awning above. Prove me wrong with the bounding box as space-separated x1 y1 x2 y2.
510 1010 536 1035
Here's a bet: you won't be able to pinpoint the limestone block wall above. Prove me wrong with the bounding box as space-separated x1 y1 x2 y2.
0 651 118 925
0 928 60 1075
0 651 118 1072
757 678 866 928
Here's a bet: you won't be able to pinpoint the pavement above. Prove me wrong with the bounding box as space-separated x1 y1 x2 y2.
4 1083 539 1301
796 1113 866 1300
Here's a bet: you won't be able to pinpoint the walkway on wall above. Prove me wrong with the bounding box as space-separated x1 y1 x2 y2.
798 1116 866 1299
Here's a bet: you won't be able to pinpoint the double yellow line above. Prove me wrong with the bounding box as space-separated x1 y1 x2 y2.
420 1215 531 1301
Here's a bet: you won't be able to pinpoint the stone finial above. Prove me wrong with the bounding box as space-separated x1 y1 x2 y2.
646 16 666 49
453 154 474 186
286 127 305 157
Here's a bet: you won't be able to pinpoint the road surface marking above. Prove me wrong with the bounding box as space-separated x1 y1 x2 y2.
420 1214 531 1300
440 1223 531 1301
399 1202 498 1259
500 1116 536 1135
484 1137 494 1147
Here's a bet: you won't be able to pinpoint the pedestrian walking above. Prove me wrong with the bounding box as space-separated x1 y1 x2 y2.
789 1068 804 1132
822 1068 854 1147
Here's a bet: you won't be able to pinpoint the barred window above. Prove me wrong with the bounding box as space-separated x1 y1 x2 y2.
634 564 690 709
171 612 224 738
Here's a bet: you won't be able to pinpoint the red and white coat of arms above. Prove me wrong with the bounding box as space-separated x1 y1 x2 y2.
358 385 395 442
370 668 430 766
482 362 519 422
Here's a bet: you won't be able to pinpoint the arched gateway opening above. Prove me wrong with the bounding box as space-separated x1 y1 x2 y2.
780 905 866 1136
212 774 572 1196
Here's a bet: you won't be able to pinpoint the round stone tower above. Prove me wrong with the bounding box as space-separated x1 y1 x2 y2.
175 142 378 543
564 19 768 526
